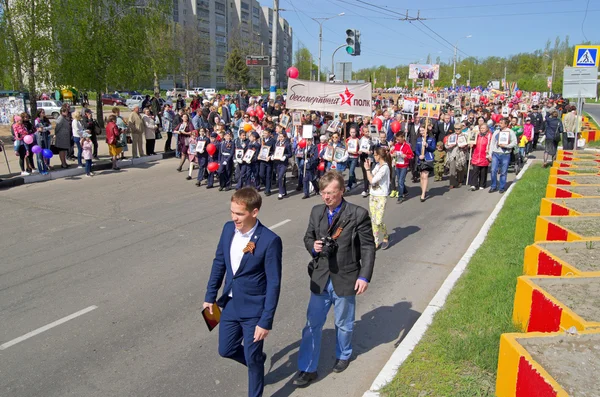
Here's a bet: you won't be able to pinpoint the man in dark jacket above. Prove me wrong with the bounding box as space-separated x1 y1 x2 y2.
542 110 563 167
528 105 544 152
293 171 375 387
434 113 454 142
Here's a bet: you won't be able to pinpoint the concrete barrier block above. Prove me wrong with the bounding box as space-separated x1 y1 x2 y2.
545 184 600 198
547 174 600 186
523 241 600 277
540 198 600 216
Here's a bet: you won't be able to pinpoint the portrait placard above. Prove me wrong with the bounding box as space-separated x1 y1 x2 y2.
359 137 371 153
279 114 290 128
273 146 285 161
196 140 206 153
327 120 340 133
257 145 270 161
302 125 313 139
333 146 346 162
243 149 255 163
467 129 478 145
457 134 468 148
235 148 244 160
447 133 457 146
499 131 510 145
395 151 405 165
347 138 358 154
292 112 302 126
323 146 334 162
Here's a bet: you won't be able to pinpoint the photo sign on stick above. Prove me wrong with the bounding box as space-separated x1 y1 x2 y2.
302 125 313 139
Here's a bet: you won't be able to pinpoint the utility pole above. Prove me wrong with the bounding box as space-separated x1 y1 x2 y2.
550 58 555 94
311 13 344 82
269 0 278 100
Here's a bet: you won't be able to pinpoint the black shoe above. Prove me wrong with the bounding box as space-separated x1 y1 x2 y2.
186 176 192 180
265 191 271 196
177 167 182 172
332 359 350 373
218 187 224 191
397 198 404 203
295 186 302 192
224 187 231 191
499 189 505 194
489 188 497 193
302 195 310 199
293 371 318 387
195 181 201 187
207 185 214 189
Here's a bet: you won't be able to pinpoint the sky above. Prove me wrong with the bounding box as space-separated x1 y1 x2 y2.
259 0 599 72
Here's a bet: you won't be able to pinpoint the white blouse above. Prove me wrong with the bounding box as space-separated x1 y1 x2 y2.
72 119 84 138
369 162 390 197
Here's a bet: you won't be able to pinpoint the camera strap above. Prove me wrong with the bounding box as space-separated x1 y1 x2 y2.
325 202 351 241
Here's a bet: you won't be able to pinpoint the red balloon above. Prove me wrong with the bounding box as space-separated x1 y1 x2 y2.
256 108 264 119
374 118 383 131
206 143 216 156
390 121 401 133
207 162 219 173
287 66 299 79
515 90 523 98
317 162 326 172
508 102 514 108
298 139 307 149
492 114 502 123
500 95 505 101
247 109 255 117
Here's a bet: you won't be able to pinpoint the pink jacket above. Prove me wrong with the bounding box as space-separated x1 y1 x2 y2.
82 140 93 160
523 124 534 141
471 132 492 167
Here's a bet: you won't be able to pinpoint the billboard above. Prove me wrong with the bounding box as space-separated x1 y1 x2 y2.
408 64 440 80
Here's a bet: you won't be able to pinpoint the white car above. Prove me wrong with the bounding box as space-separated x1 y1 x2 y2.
126 95 144 109
202 88 216 100
36 100 63 118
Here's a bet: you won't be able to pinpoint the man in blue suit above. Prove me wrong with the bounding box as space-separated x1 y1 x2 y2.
203 187 283 397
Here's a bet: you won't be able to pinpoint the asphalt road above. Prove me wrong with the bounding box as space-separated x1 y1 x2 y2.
0 159 513 397
584 102 600 126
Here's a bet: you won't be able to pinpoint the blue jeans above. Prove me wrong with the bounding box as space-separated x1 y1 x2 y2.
347 157 358 188
395 167 408 197
85 159 92 174
298 279 356 372
73 137 82 166
490 152 510 191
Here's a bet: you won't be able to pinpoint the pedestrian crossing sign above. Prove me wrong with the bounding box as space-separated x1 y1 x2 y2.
573 45 600 67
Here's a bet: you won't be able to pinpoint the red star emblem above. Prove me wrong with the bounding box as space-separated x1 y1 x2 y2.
339 87 354 106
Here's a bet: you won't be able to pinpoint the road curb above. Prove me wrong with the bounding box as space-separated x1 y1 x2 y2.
363 159 536 396
1 151 176 187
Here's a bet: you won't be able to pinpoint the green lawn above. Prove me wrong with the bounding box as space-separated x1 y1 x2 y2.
584 111 600 129
382 164 550 397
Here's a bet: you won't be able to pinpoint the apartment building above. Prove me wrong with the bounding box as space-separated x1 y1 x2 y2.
168 0 292 90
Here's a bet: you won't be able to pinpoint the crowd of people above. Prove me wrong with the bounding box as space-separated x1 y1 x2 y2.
7 89 574 208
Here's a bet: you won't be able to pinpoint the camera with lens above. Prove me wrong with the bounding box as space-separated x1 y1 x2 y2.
319 236 338 257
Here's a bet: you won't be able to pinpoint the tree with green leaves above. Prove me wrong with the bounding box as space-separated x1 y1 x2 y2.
224 47 249 90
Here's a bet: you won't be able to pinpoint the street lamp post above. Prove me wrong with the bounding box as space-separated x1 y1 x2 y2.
453 34 471 89
311 12 344 82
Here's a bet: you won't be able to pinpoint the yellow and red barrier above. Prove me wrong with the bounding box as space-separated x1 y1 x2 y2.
544 184 600 198
523 242 600 277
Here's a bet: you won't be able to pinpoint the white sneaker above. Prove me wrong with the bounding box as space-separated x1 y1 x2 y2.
21 171 30 176
86 174 92 177
278 194 283 199
470 186 476 191
361 191 368 197
90 172 96 176
31 169 39 174
479 187 485 190
77 166 83 169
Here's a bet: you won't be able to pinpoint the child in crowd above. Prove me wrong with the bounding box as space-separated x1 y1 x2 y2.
82 132 94 177
186 130 198 181
433 141 446 181
206 132 220 189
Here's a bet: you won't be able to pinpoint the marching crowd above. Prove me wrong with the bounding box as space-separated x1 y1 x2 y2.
6 89 575 247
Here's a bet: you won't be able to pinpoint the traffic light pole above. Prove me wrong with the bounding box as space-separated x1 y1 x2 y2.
331 44 345 82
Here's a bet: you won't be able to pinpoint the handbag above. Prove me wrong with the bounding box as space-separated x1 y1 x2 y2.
50 135 60 154
155 131 163 140
126 135 132 144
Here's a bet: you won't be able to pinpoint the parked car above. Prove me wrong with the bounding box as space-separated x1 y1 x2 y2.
126 95 145 109
36 100 63 119
202 88 216 100
101 94 127 107
166 88 187 99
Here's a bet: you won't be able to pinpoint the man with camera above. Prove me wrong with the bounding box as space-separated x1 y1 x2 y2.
293 171 376 387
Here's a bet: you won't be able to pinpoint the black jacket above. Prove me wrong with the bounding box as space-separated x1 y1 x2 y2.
304 201 375 296
434 120 454 142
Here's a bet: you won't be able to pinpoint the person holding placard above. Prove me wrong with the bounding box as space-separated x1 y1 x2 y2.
468 124 492 191
273 130 292 200
345 127 360 191
300 137 319 199
444 122 468 189
358 125 374 198
206 133 220 189
488 118 517 193
239 131 260 189
195 128 210 187
326 132 348 172
415 126 436 202
390 132 414 203
218 130 235 191
234 130 249 186
258 129 275 196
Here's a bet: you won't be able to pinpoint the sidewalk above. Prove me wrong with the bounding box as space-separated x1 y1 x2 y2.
0 140 176 189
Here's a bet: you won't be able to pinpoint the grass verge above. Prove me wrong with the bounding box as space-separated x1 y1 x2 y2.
381 164 550 397
584 111 600 130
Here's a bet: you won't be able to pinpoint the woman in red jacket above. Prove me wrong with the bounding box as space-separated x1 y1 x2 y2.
105 115 122 170
469 124 492 190
390 131 414 203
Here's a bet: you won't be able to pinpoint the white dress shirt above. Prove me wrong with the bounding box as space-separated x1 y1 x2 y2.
229 221 259 297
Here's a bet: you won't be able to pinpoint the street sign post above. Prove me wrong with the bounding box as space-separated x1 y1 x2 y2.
572 45 600 67
245 55 270 67
562 66 599 149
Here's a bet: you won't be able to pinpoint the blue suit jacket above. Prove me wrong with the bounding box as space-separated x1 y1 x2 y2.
204 220 283 330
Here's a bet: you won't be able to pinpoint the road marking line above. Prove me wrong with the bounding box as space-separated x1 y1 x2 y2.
269 219 291 230
0 305 98 350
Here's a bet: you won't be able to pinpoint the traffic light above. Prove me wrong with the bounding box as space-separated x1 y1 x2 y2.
345 29 361 56
346 29 356 55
